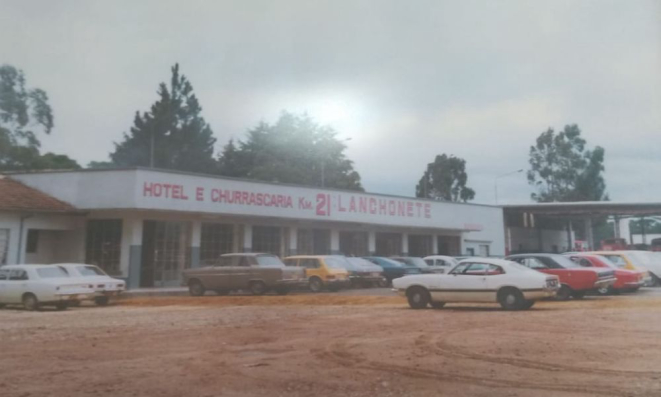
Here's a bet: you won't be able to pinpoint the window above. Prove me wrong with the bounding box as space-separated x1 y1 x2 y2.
464 263 489 275
26 230 39 254
300 258 320 269
487 264 505 275
9 269 28 280
252 226 281 256
450 263 470 274
216 256 233 267
466 248 475 256
200 223 234 264
36 267 67 278
283 258 298 267
0 268 10 280
0 229 8 265
479 244 489 257
523 257 547 269
77 266 106 276
86 219 123 276
255 255 285 267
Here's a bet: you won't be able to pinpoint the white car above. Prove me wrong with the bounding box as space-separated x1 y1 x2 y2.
56 263 126 306
423 255 459 274
0 264 94 311
392 258 560 310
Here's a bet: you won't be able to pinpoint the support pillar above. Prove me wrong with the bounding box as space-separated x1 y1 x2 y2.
401 232 409 256
330 229 340 254
191 220 202 268
124 218 143 290
431 234 439 255
288 227 298 256
566 221 573 252
584 218 593 250
368 231 376 255
243 224 253 253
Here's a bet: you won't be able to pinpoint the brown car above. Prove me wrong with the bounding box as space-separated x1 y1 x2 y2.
182 253 306 296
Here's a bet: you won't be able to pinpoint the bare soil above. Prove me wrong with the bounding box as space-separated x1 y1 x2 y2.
1 292 661 397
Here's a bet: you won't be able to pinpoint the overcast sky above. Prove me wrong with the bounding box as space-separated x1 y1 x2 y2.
2 0 659 204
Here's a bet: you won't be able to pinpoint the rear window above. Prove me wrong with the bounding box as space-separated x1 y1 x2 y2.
255 255 285 267
77 266 106 276
37 267 69 278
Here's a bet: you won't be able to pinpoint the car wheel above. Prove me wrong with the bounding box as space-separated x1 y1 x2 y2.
188 280 206 297
571 290 586 299
521 300 535 310
556 285 572 301
377 278 390 288
498 288 524 310
55 302 68 311
94 296 110 306
430 301 445 309
249 281 267 296
22 293 40 311
406 286 430 309
309 277 323 293
597 286 610 295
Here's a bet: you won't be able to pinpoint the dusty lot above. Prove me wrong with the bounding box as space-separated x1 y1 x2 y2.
2 291 661 397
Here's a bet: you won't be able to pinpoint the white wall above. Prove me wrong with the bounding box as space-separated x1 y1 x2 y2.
631 233 661 245
509 226 575 254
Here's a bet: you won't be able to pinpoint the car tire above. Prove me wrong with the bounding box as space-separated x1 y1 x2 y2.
430 301 445 309
309 277 323 293
498 288 524 310
55 302 68 311
571 290 586 299
22 293 40 311
188 280 206 297
556 285 572 301
249 281 267 296
521 300 535 310
94 296 110 306
406 286 430 309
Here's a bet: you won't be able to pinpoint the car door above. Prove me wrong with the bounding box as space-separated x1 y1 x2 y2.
205 256 232 290
232 256 253 289
442 262 490 302
300 258 323 281
0 268 10 302
4 269 29 304
482 264 507 302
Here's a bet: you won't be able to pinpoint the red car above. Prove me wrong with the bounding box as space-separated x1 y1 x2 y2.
506 254 617 300
566 253 646 294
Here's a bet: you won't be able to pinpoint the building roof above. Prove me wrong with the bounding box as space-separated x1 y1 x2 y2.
0 176 77 213
503 202 661 216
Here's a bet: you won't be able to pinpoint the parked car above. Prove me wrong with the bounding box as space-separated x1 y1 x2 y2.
342 257 386 287
588 251 654 285
616 250 661 286
56 263 125 306
182 253 306 296
564 254 646 294
423 255 459 273
0 264 94 311
392 258 559 310
651 238 661 252
363 256 421 285
283 255 351 292
391 256 442 274
600 238 629 251
506 254 616 300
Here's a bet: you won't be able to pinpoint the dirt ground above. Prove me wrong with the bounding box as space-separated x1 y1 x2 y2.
2 291 661 397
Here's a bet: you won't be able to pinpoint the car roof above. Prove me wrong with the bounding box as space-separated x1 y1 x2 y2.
284 255 336 259
423 255 456 260
457 257 518 267
507 253 561 258
220 253 272 257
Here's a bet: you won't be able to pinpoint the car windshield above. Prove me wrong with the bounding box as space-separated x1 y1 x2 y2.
401 257 429 268
552 255 582 269
347 257 373 269
601 254 627 268
255 255 285 267
76 266 107 276
372 258 404 267
37 267 69 278
324 256 351 269
592 256 618 269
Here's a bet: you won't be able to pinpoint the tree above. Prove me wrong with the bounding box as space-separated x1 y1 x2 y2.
110 64 217 173
527 124 607 202
630 218 661 234
0 64 79 171
415 154 475 202
218 112 363 190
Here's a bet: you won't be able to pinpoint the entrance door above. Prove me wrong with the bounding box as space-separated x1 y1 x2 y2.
141 221 191 288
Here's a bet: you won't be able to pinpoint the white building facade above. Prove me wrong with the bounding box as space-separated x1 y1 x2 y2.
3 168 506 288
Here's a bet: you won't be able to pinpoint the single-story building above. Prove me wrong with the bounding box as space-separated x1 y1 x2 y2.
1 168 506 288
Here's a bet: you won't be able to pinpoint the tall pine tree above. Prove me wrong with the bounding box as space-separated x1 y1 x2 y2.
110 64 216 173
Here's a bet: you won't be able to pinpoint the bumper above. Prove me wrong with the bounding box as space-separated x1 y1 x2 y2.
593 278 617 289
274 279 309 289
54 293 94 302
523 288 558 300
97 289 124 297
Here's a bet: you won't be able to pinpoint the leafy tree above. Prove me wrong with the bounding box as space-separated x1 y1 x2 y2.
110 64 217 173
415 154 475 202
630 218 661 234
0 64 79 171
218 112 362 190
87 161 116 169
527 124 607 202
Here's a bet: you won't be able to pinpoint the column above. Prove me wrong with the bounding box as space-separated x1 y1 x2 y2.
330 229 340 254
368 231 376 255
431 234 438 255
191 220 202 268
584 218 594 250
123 217 143 290
242 224 253 253
618 217 631 245
288 227 298 256
566 221 573 252
401 232 409 256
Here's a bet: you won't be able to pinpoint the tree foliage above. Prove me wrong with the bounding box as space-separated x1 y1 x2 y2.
110 64 216 173
527 124 607 202
217 112 363 190
0 64 79 171
415 154 475 202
